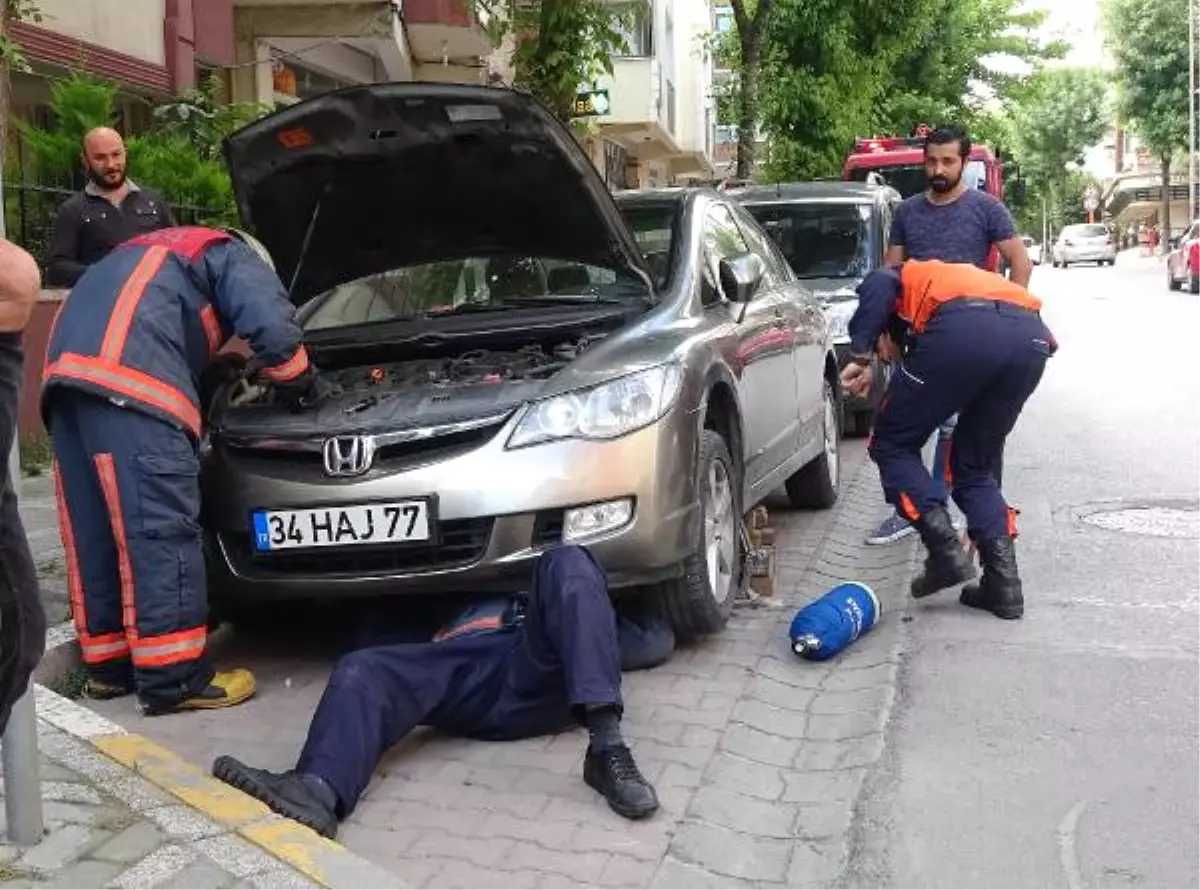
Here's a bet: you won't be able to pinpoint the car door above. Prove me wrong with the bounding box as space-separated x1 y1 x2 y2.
701 202 801 486
731 202 824 456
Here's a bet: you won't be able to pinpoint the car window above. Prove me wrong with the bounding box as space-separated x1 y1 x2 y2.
701 203 752 305
1064 224 1108 239
730 204 787 286
301 256 642 332
744 201 872 279
617 201 681 290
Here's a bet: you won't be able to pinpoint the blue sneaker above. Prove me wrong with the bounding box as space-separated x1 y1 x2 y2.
865 513 917 545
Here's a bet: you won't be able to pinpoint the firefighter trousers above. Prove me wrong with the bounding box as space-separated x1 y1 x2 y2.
296 545 622 816
48 389 214 708
868 300 1053 541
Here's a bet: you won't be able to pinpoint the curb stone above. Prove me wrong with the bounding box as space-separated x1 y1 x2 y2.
28 685 406 889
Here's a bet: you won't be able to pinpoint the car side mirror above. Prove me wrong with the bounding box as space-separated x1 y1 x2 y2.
719 253 765 304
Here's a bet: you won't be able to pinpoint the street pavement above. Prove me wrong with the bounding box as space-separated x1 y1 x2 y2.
849 251 1200 889
10 248 1198 888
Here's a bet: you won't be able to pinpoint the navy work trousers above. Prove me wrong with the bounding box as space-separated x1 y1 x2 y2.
297 545 622 816
47 390 213 708
868 300 1053 541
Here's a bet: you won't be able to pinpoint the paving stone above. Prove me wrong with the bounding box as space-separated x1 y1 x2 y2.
793 734 885 771
786 837 849 888
704 751 786 801
598 853 659 887
504 842 612 884
416 825 520 864
719 723 801 768
336 823 423 862
246 864 321 889
820 662 897 692
808 685 896 716
423 859 547 889
731 698 810 740
18 824 95 871
804 707 888 741
39 800 103 827
41 857 124 889
746 675 818 711
157 856 239 889
143 805 226 842
782 767 867 805
110 844 197 889
105 774 177 810
754 657 830 690
652 858 753 890
687 785 798 839
191 835 284 879
794 801 855 840
669 821 792 883
91 822 166 864
40 782 103 806
569 823 671 862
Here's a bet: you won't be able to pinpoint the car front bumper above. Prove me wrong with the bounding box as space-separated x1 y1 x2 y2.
202 402 703 600
1061 245 1116 263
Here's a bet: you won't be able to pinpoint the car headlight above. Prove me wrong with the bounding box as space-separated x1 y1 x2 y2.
507 363 684 449
821 300 857 343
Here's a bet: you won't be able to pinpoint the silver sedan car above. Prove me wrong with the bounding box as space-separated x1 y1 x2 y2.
202 82 842 637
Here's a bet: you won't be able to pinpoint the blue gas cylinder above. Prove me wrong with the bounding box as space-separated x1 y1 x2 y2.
789 582 880 661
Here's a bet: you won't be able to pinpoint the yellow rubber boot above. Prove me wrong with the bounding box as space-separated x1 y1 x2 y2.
175 669 257 712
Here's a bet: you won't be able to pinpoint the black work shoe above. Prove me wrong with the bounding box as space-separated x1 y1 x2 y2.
583 745 659 820
911 506 977 598
212 756 339 839
960 536 1024 619
84 677 135 701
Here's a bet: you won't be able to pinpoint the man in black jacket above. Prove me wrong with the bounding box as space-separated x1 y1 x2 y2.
45 128 175 287
0 237 47 735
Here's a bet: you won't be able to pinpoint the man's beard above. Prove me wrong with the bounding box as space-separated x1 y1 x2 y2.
928 171 961 194
86 167 126 191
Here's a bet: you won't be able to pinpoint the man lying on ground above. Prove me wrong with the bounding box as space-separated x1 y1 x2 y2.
212 545 662 837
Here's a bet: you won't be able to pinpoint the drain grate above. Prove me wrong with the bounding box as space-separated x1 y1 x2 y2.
1077 503 1200 539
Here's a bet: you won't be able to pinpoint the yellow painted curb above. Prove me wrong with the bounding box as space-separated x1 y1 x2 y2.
92 733 400 888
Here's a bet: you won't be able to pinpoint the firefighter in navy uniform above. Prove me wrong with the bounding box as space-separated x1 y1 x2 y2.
42 226 330 714
840 259 1056 619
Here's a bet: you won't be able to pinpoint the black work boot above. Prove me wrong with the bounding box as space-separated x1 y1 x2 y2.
212 756 339 838
960 536 1024 619
910 505 977 598
583 744 659 820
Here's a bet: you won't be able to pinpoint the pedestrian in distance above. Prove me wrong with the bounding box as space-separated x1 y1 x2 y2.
0 238 48 736
866 124 1033 547
841 259 1056 619
42 226 332 715
212 545 661 838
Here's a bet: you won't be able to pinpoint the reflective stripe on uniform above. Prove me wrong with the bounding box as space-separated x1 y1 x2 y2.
100 246 170 362
45 353 201 437
94 454 138 641
199 304 223 354
899 492 921 521
131 626 207 668
261 345 310 383
54 463 131 665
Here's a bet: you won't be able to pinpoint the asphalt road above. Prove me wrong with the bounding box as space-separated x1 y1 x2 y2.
849 252 1200 889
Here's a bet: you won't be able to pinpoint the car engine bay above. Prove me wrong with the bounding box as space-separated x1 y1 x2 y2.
208 334 607 438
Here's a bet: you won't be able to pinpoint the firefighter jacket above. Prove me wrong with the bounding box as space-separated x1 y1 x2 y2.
42 226 309 438
849 259 1043 357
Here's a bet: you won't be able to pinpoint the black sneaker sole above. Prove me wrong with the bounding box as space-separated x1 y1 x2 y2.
212 756 338 839
583 763 660 820
911 564 977 599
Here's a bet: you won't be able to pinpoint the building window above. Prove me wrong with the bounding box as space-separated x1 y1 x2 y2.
666 79 676 134
714 6 734 34
272 56 353 103
612 2 653 57
604 139 630 189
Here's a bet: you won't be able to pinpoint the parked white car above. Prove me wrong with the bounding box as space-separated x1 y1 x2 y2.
1052 224 1116 267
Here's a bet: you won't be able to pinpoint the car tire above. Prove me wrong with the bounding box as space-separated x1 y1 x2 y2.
785 380 841 509
657 428 742 639
1169 268 1182 291
1191 274 1199 295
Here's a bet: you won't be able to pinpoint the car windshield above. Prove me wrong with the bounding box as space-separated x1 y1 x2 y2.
847 160 987 198
301 257 646 332
1064 225 1108 239
618 201 679 290
744 202 872 280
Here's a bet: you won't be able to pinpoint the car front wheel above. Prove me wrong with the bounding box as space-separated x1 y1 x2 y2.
1169 267 1182 290
658 428 742 638
785 380 841 509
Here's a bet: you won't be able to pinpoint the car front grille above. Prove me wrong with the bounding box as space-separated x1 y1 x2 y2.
220 517 493 578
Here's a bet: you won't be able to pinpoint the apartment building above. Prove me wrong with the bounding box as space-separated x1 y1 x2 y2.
577 0 716 188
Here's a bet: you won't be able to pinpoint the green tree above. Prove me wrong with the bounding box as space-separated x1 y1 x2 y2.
480 0 637 123
1103 0 1189 239
153 76 272 162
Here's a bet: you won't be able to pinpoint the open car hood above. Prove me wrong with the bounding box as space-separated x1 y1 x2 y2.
222 83 652 305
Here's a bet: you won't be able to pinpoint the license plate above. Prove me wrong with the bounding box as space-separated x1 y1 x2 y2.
251 500 431 552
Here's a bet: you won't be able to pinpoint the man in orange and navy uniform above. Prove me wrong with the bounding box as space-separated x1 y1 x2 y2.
840 259 1056 619
42 226 329 714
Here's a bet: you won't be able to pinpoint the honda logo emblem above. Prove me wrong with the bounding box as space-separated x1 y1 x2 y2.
322 436 375 477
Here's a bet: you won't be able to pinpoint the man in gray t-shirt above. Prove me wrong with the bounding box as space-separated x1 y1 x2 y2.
865 125 1031 546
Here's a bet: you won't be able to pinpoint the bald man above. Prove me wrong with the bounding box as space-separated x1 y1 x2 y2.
45 127 175 287
0 238 47 735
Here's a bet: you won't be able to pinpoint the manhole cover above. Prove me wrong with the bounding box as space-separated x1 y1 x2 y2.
1079 505 1200 539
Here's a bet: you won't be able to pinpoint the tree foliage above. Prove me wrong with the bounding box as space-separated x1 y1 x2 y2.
1102 0 1188 236
479 0 638 123
1012 67 1109 184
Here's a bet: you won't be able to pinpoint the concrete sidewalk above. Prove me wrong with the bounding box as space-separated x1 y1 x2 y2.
0 688 401 889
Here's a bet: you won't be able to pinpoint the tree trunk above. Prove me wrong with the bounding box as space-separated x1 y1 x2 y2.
735 35 759 180
0 0 10 166
1160 156 1172 254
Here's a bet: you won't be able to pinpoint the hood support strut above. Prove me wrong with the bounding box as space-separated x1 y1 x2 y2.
288 180 332 298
